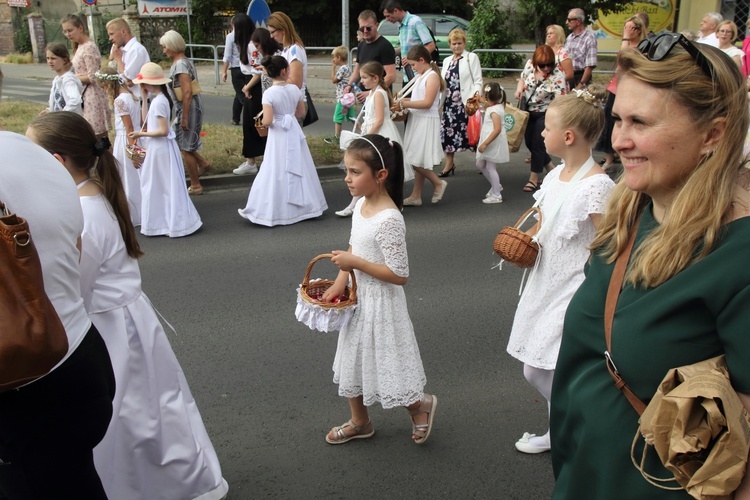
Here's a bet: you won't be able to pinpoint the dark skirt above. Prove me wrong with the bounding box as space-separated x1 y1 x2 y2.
242 78 267 158
595 92 616 155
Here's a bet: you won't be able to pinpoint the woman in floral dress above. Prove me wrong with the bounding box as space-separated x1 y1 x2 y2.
61 14 111 138
439 29 482 177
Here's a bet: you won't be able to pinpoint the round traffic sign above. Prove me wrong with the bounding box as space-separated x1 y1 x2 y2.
82 0 97 5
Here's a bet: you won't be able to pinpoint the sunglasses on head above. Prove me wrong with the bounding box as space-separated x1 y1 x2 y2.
637 32 714 79
358 26 374 33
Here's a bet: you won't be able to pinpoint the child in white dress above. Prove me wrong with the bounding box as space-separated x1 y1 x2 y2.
395 44 446 206
476 82 510 204
335 61 411 217
27 111 228 500
506 85 614 454
46 43 82 114
238 55 327 226
130 62 202 237
96 67 142 226
322 134 437 445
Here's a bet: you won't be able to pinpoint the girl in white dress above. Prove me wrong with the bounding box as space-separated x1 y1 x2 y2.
476 82 509 204
335 61 411 217
130 62 202 237
322 134 437 445
27 111 229 500
393 44 446 206
506 85 614 454
238 55 327 226
45 43 82 114
96 67 142 226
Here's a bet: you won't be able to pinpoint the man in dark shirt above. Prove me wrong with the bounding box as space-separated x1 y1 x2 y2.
345 10 397 103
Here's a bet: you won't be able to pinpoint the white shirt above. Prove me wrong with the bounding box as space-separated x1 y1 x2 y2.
696 32 720 48
0 132 91 370
116 36 150 99
223 30 240 68
49 70 83 114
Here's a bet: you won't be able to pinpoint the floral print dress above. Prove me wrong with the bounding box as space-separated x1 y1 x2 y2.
440 60 472 153
73 41 111 136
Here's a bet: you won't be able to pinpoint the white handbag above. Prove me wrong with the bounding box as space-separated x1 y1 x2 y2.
339 106 366 150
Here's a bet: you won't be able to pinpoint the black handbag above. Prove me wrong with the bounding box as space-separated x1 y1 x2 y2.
519 81 540 112
302 88 318 127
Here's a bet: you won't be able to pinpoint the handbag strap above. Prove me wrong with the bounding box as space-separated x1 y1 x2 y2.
604 216 647 416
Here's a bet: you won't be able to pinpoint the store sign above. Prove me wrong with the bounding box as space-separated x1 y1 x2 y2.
7 0 30 7
137 0 188 16
595 0 675 38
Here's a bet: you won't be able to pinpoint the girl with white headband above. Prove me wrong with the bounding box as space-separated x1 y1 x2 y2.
506 84 614 455
322 134 438 446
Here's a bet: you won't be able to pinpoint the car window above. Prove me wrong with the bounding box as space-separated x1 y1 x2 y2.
435 19 466 36
378 21 399 37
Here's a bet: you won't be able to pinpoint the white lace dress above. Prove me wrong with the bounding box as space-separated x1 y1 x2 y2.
332 198 427 408
506 165 614 369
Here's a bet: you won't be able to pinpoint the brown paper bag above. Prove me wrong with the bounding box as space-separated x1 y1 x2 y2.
631 355 750 499
504 103 529 153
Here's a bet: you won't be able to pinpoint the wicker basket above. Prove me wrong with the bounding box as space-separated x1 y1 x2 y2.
254 110 268 137
295 253 358 333
493 207 542 268
125 143 145 169
465 92 480 116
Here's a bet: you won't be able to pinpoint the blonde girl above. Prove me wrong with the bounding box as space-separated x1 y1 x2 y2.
46 43 82 114
394 44 446 206
323 134 437 445
476 82 509 204
335 61 407 217
506 85 614 455
96 67 142 226
129 62 202 237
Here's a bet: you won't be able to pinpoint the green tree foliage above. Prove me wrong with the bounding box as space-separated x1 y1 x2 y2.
518 0 630 45
467 0 522 77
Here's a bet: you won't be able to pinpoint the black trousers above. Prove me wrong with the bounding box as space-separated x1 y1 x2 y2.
573 69 585 87
230 66 245 123
241 77 267 158
524 110 551 174
0 325 115 499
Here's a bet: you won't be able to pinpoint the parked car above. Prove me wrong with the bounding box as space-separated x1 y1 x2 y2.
378 14 470 53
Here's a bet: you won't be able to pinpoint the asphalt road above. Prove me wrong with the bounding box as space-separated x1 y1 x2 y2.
136 165 557 499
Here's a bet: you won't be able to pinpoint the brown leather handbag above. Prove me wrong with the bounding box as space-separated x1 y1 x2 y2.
0 201 68 391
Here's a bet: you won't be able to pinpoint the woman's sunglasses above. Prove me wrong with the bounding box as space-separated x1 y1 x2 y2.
637 32 714 79
538 63 555 70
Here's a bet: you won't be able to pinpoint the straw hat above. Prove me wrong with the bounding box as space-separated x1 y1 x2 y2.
132 62 170 85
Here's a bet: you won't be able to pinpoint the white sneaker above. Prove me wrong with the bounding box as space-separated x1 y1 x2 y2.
483 194 503 204
515 432 551 454
233 161 258 175
335 208 354 217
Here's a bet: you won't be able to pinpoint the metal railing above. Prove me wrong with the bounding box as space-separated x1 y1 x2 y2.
188 44 620 85
472 48 620 75
185 44 221 84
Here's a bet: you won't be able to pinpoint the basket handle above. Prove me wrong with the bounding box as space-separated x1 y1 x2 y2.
302 253 358 296
512 206 542 232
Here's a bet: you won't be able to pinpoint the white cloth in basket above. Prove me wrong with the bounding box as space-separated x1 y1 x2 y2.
295 279 357 333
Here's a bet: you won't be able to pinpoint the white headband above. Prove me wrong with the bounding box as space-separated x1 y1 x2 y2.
356 136 385 170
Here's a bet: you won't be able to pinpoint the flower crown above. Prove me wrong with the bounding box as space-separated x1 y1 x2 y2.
94 71 121 82
572 88 603 108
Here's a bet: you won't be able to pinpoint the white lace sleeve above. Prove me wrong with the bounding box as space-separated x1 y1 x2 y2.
114 96 129 117
557 174 615 240
375 212 409 278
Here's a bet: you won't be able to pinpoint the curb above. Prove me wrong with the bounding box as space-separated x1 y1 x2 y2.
196 163 344 190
